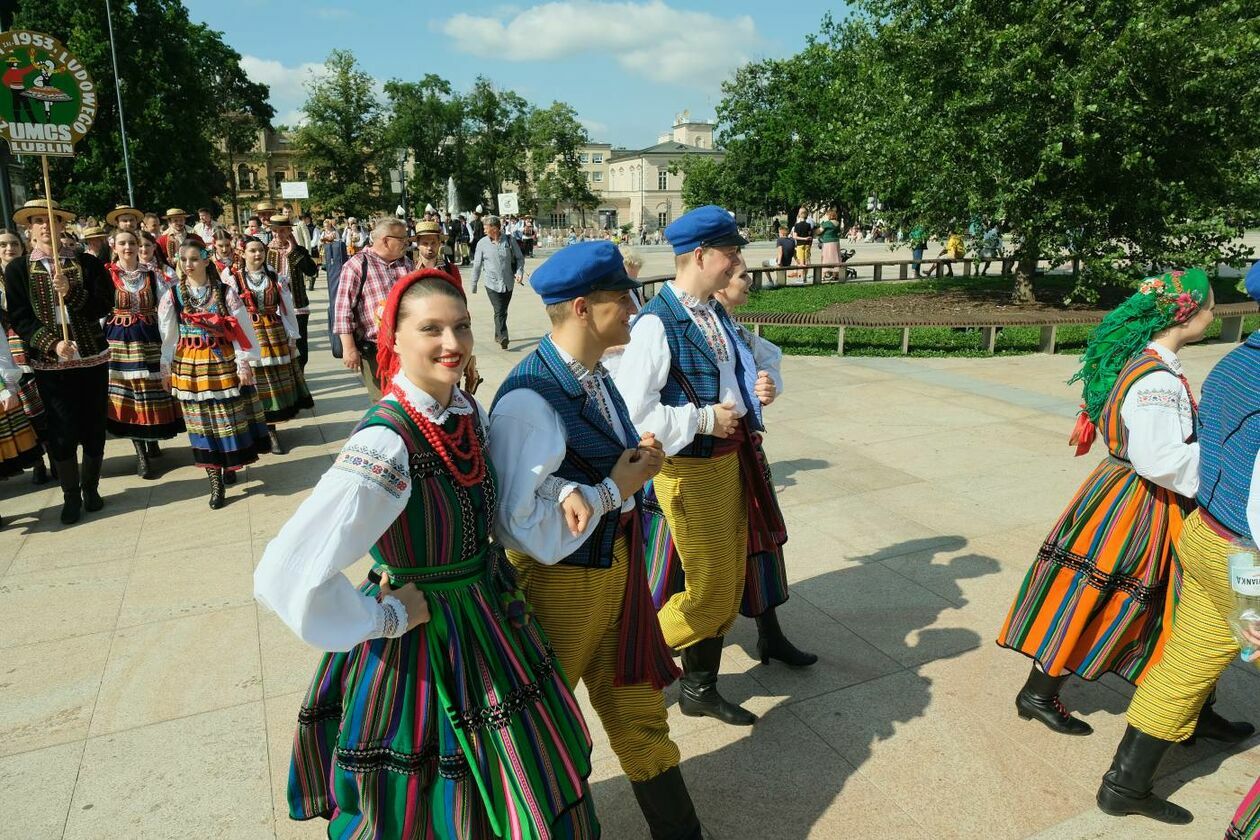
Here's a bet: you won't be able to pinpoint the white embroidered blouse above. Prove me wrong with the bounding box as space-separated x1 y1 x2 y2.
1119 342 1199 498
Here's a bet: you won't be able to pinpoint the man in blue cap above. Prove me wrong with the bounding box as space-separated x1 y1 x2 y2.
1095 264 1260 826
489 240 704 840
613 204 773 727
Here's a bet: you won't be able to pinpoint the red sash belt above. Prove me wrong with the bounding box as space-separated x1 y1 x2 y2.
616 508 680 690
182 311 252 350
1199 507 1243 542
705 418 787 553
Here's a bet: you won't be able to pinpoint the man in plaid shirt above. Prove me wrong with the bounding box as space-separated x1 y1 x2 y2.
333 218 413 400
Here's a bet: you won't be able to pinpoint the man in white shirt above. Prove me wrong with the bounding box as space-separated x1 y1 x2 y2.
490 240 702 839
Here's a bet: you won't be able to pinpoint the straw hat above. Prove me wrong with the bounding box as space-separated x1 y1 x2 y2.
268 213 293 227
162 207 189 220
81 226 108 239
14 198 75 226
254 200 276 213
105 204 143 226
415 220 442 239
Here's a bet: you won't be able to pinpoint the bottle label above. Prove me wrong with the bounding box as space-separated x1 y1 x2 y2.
1231 563 1260 597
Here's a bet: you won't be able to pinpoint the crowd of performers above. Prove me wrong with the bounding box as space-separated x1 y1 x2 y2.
0 199 319 521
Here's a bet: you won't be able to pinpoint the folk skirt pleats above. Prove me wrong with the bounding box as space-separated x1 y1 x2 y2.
249 311 312 423
1229 776 1260 840
170 343 270 470
998 458 1191 682
0 394 41 476
105 319 184 439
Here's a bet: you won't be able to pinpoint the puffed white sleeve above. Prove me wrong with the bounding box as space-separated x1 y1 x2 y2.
1249 450 1260 543
612 313 704 456
0 331 20 397
254 425 411 651
1121 370 1200 498
224 288 261 364
488 389 623 564
276 277 301 340
158 287 178 365
749 329 785 395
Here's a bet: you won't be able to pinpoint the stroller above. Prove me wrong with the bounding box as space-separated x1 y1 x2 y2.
840 248 857 280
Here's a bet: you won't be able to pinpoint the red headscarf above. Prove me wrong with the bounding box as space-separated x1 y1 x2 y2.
374 267 466 390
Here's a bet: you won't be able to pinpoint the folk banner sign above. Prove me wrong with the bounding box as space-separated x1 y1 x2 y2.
0 30 97 157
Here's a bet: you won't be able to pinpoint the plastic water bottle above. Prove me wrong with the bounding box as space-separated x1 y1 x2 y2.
1228 546 1260 664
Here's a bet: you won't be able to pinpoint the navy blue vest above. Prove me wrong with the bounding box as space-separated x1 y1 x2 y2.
638 283 763 458
493 335 639 568
1197 331 1259 541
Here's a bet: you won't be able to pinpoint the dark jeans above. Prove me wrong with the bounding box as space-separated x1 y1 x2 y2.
486 287 513 344
33 363 108 460
297 313 310 369
912 247 925 277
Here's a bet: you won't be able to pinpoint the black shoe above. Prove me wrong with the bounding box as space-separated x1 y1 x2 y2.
1015 665 1092 735
55 458 81 525
146 440 162 458
1097 725 1192 824
30 459 49 485
499 337 509 350
80 455 104 512
630 766 702 840
268 427 287 455
679 637 757 726
207 468 226 509
1184 701 1255 746
133 440 155 480
755 608 818 668
223 469 237 485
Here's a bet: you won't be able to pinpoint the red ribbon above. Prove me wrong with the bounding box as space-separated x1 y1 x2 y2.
1068 409 1096 457
182 310 252 350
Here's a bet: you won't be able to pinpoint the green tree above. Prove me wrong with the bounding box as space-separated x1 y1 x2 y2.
527 102 597 221
384 74 463 214
461 77 530 211
294 49 387 217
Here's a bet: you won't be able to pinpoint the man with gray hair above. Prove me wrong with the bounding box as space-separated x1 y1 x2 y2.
471 214 525 349
332 217 413 400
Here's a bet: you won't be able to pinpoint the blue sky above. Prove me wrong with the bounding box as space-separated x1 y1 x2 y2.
184 0 845 149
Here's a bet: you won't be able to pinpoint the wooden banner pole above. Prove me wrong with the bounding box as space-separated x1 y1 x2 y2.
39 155 70 345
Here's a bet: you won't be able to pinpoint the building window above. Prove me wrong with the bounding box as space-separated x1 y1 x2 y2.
658 211 669 228
593 171 603 182
550 211 568 228
585 171 592 181
297 171 307 182
593 153 603 163
274 171 284 189
658 170 668 190
579 153 590 163
237 164 253 190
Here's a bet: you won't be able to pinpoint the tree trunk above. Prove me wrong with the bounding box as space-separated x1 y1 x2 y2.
1011 250 1038 305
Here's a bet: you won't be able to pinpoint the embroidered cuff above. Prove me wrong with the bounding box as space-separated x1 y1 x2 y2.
538 475 579 504
696 405 716 436
595 478 621 514
377 595 409 639
31 327 58 359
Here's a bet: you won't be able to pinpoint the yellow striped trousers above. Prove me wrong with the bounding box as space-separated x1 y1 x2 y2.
1128 510 1240 741
509 535 680 782
653 451 748 650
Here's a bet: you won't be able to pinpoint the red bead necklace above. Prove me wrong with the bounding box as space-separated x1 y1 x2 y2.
390 384 486 487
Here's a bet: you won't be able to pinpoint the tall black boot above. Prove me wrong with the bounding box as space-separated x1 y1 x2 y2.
268 425 287 455
679 636 757 726
54 457 81 525
146 440 162 458
133 440 154 480
755 607 818 667
1096 725 1192 824
30 456 49 485
1185 689 1255 746
80 455 104 512
629 766 702 840
206 468 226 509
1015 664 1092 735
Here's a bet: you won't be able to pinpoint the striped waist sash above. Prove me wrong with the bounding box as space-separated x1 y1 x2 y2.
1199 508 1245 543
371 550 490 591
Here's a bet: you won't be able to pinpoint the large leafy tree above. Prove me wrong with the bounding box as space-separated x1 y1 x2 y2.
384 74 463 214
527 102 597 220
12 0 271 216
294 49 387 218
461 77 531 212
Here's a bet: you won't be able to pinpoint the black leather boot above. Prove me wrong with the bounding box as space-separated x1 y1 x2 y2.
133 440 154 480
755 607 818 667
30 457 49 485
223 468 237 485
1184 691 1255 746
55 457 81 525
630 766 703 840
207 468 226 509
146 440 162 458
679 637 757 726
268 425 287 455
1015 664 1092 735
1097 725 1192 824
80 455 104 512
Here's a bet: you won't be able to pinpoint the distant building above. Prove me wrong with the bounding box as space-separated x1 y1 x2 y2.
221 128 307 224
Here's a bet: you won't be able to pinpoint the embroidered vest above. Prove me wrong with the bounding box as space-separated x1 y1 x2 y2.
1197 332 1259 540
493 336 637 569
1099 351 1195 461
638 283 762 458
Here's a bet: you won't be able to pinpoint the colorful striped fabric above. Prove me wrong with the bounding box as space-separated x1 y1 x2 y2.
288 401 598 839
998 352 1194 682
1228 776 1260 839
0 389 41 477
236 276 312 423
105 278 184 440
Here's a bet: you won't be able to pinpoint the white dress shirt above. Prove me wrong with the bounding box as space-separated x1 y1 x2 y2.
489 343 632 565
1119 342 1200 498
254 374 484 651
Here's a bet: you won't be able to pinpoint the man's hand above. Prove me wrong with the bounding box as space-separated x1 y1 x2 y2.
51 271 70 297
755 370 777 406
341 336 361 372
709 400 740 438
54 340 78 361
610 435 664 499
560 491 593 537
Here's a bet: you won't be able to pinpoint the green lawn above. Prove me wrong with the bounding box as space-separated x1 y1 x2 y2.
741 276 1259 357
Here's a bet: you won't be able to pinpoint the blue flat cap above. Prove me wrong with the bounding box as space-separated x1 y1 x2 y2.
1246 260 1260 303
530 240 641 305
664 205 748 255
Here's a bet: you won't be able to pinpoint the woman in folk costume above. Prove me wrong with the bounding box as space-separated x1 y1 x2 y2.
999 268 1249 742
210 226 239 276
0 229 53 485
223 237 312 455
643 260 816 668
158 241 270 509
138 230 176 288
104 229 184 479
254 268 599 840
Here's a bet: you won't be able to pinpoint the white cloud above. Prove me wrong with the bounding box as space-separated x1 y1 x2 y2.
438 1 759 88
579 116 609 137
241 55 327 126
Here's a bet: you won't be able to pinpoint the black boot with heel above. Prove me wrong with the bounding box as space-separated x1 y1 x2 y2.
1015 664 1092 735
207 468 226 509
755 607 818 667
679 636 757 727
1097 725 1192 824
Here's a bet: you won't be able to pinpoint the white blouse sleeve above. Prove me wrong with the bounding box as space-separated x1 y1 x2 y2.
488 389 622 565
254 425 411 651
612 313 704 456
224 288 261 364
158 287 178 365
749 330 785 396
1121 370 1200 498
1248 451 1260 542
0 332 20 395
276 277 301 340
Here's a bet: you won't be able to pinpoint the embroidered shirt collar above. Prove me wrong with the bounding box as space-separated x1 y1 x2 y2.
1146 340 1183 375
390 371 473 424
551 340 608 383
668 281 712 312
30 246 75 263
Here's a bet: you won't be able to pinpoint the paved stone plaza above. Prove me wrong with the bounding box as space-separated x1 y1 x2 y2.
1 246 1256 839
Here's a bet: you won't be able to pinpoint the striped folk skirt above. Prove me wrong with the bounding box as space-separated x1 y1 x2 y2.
998 457 1192 682
288 550 598 839
249 311 312 423
0 390 42 477
170 342 270 470
1229 776 1260 840
105 319 184 440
